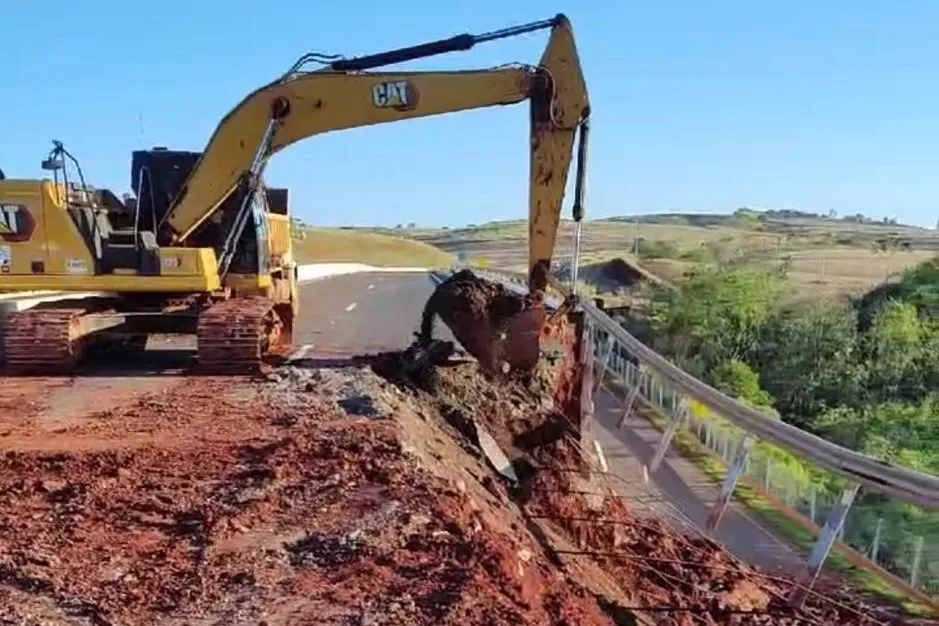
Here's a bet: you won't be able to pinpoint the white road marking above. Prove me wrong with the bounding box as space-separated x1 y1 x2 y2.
367 284 375 290
345 302 357 312
288 344 314 361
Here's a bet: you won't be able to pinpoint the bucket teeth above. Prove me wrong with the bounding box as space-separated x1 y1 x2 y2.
196 297 283 374
1 308 88 375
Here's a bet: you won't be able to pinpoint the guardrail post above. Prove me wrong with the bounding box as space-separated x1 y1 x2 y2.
593 333 616 395
649 397 689 474
579 316 595 478
910 535 924 588
809 487 817 524
617 365 647 428
870 517 883 562
789 483 860 609
706 435 754 533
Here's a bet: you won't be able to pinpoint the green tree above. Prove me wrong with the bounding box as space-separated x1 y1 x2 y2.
856 256 939 328
710 359 776 410
816 397 939 474
924 320 939 394
649 266 782 378
863 300 929 403
755 303 866 428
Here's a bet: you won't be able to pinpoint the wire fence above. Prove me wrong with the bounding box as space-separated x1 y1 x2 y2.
589 322 938 600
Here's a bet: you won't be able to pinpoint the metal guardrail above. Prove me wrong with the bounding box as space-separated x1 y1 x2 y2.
581 298 939 509
473 267 939 510
468 265 938 602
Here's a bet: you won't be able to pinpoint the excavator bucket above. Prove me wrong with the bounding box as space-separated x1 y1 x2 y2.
406 268 588 453
418 269 575 378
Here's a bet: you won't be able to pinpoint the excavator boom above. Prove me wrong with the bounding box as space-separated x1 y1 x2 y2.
163 67 533 241
159 14 590 376
162 14 590 294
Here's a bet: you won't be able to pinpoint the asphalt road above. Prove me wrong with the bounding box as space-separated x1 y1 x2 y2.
590 389 807 576
293 271 445 359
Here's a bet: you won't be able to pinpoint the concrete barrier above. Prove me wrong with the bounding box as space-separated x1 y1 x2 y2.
296 263 429 283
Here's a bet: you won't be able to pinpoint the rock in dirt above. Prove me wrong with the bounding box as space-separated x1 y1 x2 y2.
268 364 395 420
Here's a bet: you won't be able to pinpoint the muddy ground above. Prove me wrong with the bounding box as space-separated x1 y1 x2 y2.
0 349 921 626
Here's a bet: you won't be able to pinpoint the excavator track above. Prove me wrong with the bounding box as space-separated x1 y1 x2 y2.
1 307 91 374
196 297 283 374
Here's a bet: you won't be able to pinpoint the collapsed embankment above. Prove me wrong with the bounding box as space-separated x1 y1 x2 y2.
379 344 909 626
0 358 912 625
0 366 617 625
0 271 915 625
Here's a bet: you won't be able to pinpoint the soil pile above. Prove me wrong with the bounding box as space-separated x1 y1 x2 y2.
420 269 551 376
0 348 920 625
392 354 913 626
0 367 616 626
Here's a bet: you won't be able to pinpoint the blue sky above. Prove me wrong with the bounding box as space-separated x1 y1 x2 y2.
4 1 937 228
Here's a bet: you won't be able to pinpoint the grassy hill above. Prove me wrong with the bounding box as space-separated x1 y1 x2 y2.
293 227 453 269
402 209 938 301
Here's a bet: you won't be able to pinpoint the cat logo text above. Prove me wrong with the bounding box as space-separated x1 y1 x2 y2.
372 81 419 111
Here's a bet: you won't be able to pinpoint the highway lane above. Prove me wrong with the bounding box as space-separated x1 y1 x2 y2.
591 386 808 576
293 271 447 358
0 271 444 434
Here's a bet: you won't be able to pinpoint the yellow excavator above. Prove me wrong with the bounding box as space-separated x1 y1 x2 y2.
0 14 590 374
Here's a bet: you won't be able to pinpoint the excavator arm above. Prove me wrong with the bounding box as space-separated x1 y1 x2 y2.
161 14 589 293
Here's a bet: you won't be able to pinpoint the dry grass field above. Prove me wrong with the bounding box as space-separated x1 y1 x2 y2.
293 227 454 268
400 213 938 301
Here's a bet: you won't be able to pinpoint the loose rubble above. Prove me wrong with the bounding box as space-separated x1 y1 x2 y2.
0 366 614 625
0 327 927 624
394 353 915 626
